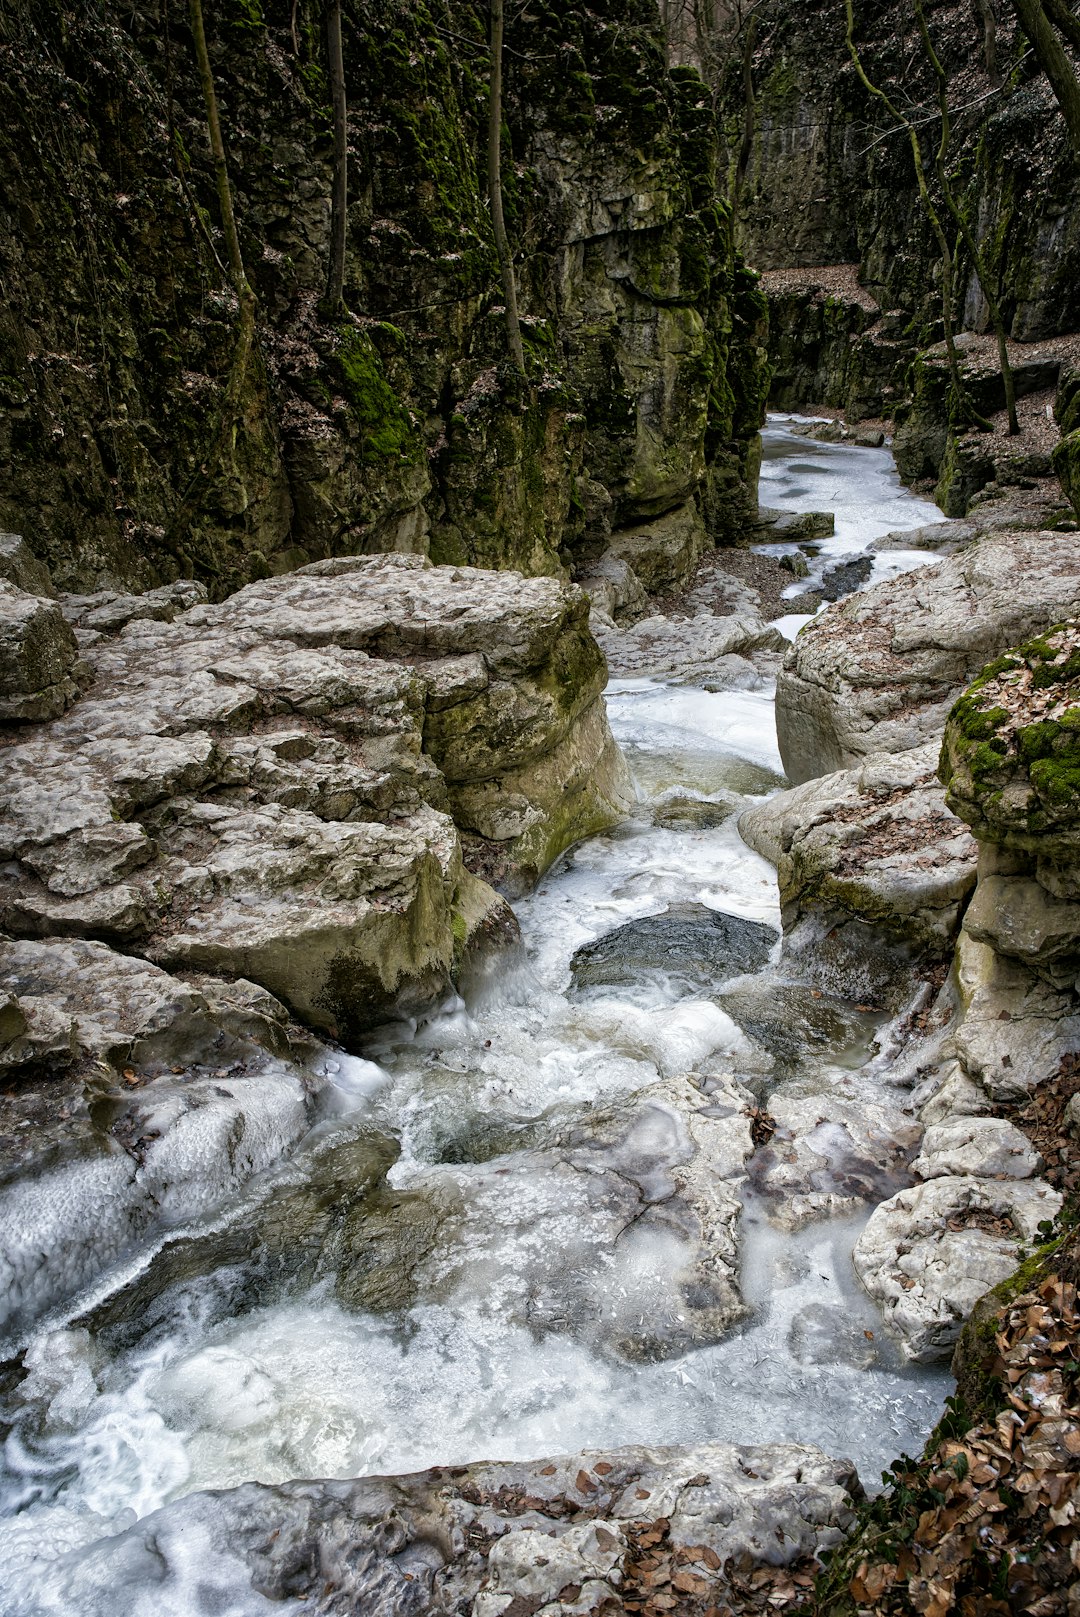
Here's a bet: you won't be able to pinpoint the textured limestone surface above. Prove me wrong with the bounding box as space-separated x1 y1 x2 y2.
738 743 978 954
775 533 1080 784
0 555 631 1047
29 1442 860 1616
0 580 82 722
852 1175 1064 1362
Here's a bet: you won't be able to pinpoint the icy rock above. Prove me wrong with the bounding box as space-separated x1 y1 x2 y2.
912 1116 1042 1180
853 1174 1063 1361
25 1442 860 1616
750 1092 920 1229
375 1072 756 1361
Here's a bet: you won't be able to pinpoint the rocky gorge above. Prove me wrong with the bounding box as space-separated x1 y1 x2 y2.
2 1 1080 1614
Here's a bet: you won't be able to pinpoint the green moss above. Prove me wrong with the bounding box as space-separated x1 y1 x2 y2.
335 328 418 461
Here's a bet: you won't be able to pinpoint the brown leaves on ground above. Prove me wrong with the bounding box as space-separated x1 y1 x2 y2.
998 1054 1080 1209
813 1273 1080 1617
616 1518 819 1617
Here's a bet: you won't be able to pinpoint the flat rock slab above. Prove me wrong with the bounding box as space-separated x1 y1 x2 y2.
853 1173 1063 1362
28 1442 861 1615
570 903 778 994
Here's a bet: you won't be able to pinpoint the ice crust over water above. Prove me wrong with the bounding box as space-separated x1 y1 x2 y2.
761 415 949 639
0 440 953 1610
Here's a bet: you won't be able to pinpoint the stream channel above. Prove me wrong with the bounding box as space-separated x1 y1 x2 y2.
0 419 956 1610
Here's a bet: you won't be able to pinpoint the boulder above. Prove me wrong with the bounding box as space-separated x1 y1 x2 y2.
911 1116 1042 1180
0 580 81 721
852 1174 1062 1361
0 531 54 597
775 532 1080 784
604 503 708 594
570 903 778 994
595 608 785 683
738 743 978 953
0 556 631 1038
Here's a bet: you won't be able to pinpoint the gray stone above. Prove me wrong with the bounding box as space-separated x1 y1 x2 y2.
595 608 785 682
738 744 978 953
0 532 54 597
912 1116 1042 1180
570 903 778 994
775 531 1080 784
853 1174 1063 1361
0 580 81 721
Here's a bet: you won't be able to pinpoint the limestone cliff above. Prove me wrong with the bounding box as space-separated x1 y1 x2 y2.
0 0 769 598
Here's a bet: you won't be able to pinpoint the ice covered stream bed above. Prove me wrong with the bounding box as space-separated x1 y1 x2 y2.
0 433 953 1609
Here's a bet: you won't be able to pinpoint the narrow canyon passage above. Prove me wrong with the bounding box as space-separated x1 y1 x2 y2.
0 424 957 1607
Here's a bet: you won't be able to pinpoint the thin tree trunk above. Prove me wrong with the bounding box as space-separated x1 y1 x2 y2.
1012 0 1080 146
324 0 348 317
188 0 250 301
914 0 1018 432
845 0 989 428
488 0 526 376
977 0 1001 84
732 13 758 212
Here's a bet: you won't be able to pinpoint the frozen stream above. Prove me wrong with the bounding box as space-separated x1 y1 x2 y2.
0 421 953 1608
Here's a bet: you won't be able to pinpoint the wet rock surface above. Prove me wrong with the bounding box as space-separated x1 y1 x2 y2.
570 904 778 995
21 1442 860 1617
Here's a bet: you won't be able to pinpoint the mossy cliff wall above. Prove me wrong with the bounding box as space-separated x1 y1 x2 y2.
728 0 1080 339
714 0 1080 426
0 0 768 598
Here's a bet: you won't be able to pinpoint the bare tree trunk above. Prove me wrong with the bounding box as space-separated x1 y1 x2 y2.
488 0 526 376
1042 0 1080 55
189 0 250 302
977 0 1001 84
1012 0 1080 146
914 0 1018 432
324 0 348 317
732 13 758 212
845 0 989 428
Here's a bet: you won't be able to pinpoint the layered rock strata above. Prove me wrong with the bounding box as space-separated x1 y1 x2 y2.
0 553 629 1043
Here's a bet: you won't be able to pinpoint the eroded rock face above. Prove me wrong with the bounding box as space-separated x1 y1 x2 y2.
0 580 82 722
0 557 629 1040
852 1175 1063 1362
25 1442 861 1617
775 533 1080 785
738 743 978 954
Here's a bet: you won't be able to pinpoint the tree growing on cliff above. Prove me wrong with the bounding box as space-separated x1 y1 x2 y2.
844 0 988 430
913 0 1018 435
488 0 526 377
324 0 348 318
1011 0 1080 147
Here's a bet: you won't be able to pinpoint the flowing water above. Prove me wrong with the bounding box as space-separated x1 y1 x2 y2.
0 421 955 1610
